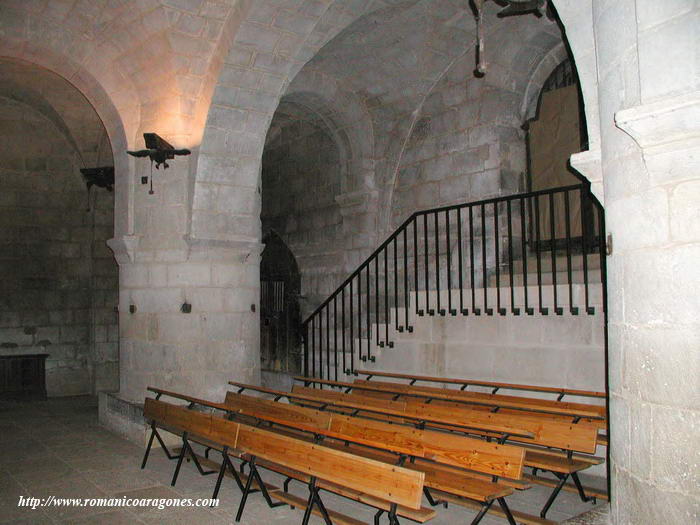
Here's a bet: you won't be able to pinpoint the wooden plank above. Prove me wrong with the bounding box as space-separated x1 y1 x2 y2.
523 474 609 501
145 398 240 450
401 397 599 454
291 386 408 424
236 424 425 510
186 451 369 525
352 378 607 420
288 385 534 439
354 369 607 399
225 392 333 430
429 489 558 525
226 392 525 481
253 457 436 522
147 386 228 410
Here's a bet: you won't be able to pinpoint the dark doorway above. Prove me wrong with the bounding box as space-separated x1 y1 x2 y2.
260 232 302 374
525 58 598 253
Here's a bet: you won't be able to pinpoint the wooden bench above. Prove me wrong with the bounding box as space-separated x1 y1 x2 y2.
143 397 425 525
295 376 607 422
286 384 604 517
223 391 536 525
354 369 606 401
230 382 535 442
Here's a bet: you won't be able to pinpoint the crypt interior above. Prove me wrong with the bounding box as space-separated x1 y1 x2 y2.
0 1 698 524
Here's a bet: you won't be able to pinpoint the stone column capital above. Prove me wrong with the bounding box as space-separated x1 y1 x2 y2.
615 91 700 184
106 235 140 265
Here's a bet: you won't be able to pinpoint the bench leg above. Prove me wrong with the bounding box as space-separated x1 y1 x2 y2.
141 422 176 469
212 447 245 501
186 444 216 476
235 456 286 523
423 487 447 508
497 498 517 525
470 499 494 525
171 432 190 486
388 503 400 525
571 472 596 504
540 473 569 518
301 476 332 525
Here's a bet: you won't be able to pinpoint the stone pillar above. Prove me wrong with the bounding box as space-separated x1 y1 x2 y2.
110 236 262 403
593 1 700 521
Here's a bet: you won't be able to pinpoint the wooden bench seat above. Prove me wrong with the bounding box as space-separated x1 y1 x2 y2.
354 369 606 401
142 397 425 525
356 379 607 420
321 376 607 421
283 384 602 518
223 391 527 525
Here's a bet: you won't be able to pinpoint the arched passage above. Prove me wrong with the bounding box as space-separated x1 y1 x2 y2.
0 58 119 396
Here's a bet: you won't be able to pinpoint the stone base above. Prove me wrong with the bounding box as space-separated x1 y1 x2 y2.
98 391 149 445
562 504 611 524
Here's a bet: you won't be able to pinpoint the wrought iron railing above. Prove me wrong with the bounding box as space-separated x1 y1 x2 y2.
302 183 606 379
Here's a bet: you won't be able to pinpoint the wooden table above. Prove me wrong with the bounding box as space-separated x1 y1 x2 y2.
0 353 49 399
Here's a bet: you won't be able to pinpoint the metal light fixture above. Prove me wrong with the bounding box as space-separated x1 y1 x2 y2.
127 133 191 194
470 0 552 76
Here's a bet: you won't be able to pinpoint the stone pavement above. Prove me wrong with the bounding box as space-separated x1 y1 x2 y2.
0 396 606 524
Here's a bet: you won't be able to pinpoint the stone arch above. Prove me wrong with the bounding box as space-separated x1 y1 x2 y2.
191 0 415 243
284 70 375 194
0 47 133 236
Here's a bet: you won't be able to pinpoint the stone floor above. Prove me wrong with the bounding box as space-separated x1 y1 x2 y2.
0 396 607 524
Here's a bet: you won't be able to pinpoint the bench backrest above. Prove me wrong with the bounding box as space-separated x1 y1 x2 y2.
354 369 606 399
288 385 597 454
145 397 424 510
236 422 424 508
225 392 524 480
144 397 240 449
355 379 607 420
292 385 533 439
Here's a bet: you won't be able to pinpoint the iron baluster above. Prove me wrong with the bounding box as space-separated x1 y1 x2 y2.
303 322 309 377
326 305 330 380
470 205 478 314
481 203 491 315
414 217 419 315
457 207 466 314
521 197 533 315
375 256 380 347
341 288 346 375
311 316 316 378
580 187 593 314
424 213 431 315
534 195 547 314
393 236 398 331
550 191 563 315
384 246 391 347
446 209 455 315
366 264 372 362
507 199 519 314
349 280 354 374
333 296 338 381
357 271 362 363
404 225 410 331
435 211 443 315
494 201 505 315
564 189 578 315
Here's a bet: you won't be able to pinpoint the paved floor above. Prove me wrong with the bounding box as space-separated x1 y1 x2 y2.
0 396 606 524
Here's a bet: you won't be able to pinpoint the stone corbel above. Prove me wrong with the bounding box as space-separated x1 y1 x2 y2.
335 189 379 216
615 91 700 182
569 149 604 204
184 235 265 263
106 235 140 265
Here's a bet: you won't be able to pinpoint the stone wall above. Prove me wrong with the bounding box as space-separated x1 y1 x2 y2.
261 102 345 314
0 94 118 396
